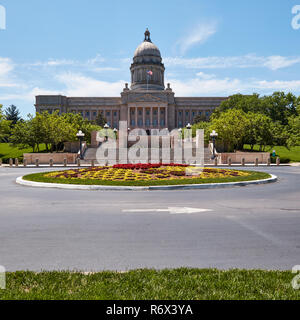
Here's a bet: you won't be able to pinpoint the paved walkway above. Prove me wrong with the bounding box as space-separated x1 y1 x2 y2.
0 166 299 271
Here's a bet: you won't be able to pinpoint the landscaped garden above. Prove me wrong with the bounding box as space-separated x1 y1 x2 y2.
22 164 271 186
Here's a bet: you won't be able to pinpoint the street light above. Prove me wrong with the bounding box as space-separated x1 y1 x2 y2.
186 123 192 130
113 128 118 138
76 130 85 159
104 123 110 141
210 130 218 159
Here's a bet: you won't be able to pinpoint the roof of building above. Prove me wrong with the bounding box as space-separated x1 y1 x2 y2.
133 29 161 59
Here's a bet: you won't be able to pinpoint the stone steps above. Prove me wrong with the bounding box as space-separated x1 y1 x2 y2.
82 147 214 164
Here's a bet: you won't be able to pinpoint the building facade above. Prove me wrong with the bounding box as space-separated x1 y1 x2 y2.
35 29 227 131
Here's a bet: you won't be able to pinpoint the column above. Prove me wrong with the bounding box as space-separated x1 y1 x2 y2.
190 107 192 124
135 107 138 128
111 109 113 128
165 107 168 128
150 107 153 128
143 108 145 127
128 107 130 127
158 107 161 128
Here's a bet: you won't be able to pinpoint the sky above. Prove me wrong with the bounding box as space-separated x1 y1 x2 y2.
1 0 300 116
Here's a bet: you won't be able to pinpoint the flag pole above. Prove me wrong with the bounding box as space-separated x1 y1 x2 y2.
147 74 149 91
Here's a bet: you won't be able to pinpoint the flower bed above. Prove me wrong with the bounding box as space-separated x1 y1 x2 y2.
43 164 250 182
22 164 271 187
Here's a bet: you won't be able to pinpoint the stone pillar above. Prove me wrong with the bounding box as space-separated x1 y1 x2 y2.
128 107 130 127
135 107 138 128
111 109 113 128
143 107 145 127
165 107 168 128
158 107 161 128
150 107 153 128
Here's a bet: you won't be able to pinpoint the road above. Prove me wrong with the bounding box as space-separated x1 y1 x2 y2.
0 166 299 271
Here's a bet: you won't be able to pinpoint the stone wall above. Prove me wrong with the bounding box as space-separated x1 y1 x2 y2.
219 152 270 164
23 153 78 164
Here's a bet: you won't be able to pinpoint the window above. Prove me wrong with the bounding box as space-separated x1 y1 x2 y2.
114 111 117 117
179 111 182 116
153 119 157 125
161 109 164 114
131 119 135 126
198 111 202 115
186 111 189 116
160 119 165 126
178 121 182 127
138 110 142 116
206 111 210 117
146 110 150 115
131 110 135 115
106 111 110 116
138 119 143 126
153 110 157 115
146 119 150 126
93 112 97 117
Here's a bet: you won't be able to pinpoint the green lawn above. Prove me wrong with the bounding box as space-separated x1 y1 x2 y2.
0 143 46 163
22 170 271 186
0 269 299 300
243 144 300 163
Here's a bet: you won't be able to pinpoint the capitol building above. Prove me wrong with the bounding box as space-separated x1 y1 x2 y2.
35 29 227 131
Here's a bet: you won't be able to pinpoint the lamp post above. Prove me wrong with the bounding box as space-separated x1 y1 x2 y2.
113 128 118 139
104 123 110 141
186 123 192 141
76 130 85 160
210 130 218 159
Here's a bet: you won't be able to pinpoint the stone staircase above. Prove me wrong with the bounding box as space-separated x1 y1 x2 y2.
82 145 215 165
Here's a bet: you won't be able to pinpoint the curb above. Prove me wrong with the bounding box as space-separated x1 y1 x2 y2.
16 174 278 191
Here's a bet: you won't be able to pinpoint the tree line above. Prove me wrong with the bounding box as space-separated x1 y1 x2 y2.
192 92 300 152
0 105 101 152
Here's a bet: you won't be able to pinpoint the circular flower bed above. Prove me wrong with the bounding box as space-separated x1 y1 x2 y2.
22 163 272 187
44 164 250 182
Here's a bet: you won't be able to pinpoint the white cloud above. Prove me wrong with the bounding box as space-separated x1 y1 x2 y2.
165 54 300 70
56 72 126 96
196 71 216 79
176 22 217 55
263 56 300 70
167 77 300 96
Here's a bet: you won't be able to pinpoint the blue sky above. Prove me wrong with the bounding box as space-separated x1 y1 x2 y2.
1 0 300 116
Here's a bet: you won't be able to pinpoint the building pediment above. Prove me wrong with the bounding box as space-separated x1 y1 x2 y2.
124 91 169 103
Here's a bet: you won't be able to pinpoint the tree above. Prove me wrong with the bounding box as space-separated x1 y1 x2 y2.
10 112 102 153
94 113 107 127
0 105 11 141
287 116 300 147
213 93 267 119
245 113 274 151
262 92 298 125
5 105 22 125
210 109 249 152
192 121 211 144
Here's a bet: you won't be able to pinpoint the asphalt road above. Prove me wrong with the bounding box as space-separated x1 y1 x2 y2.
0 166 300 271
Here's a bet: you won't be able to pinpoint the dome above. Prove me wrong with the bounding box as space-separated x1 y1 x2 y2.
130 29 165 91
134 41 161 59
